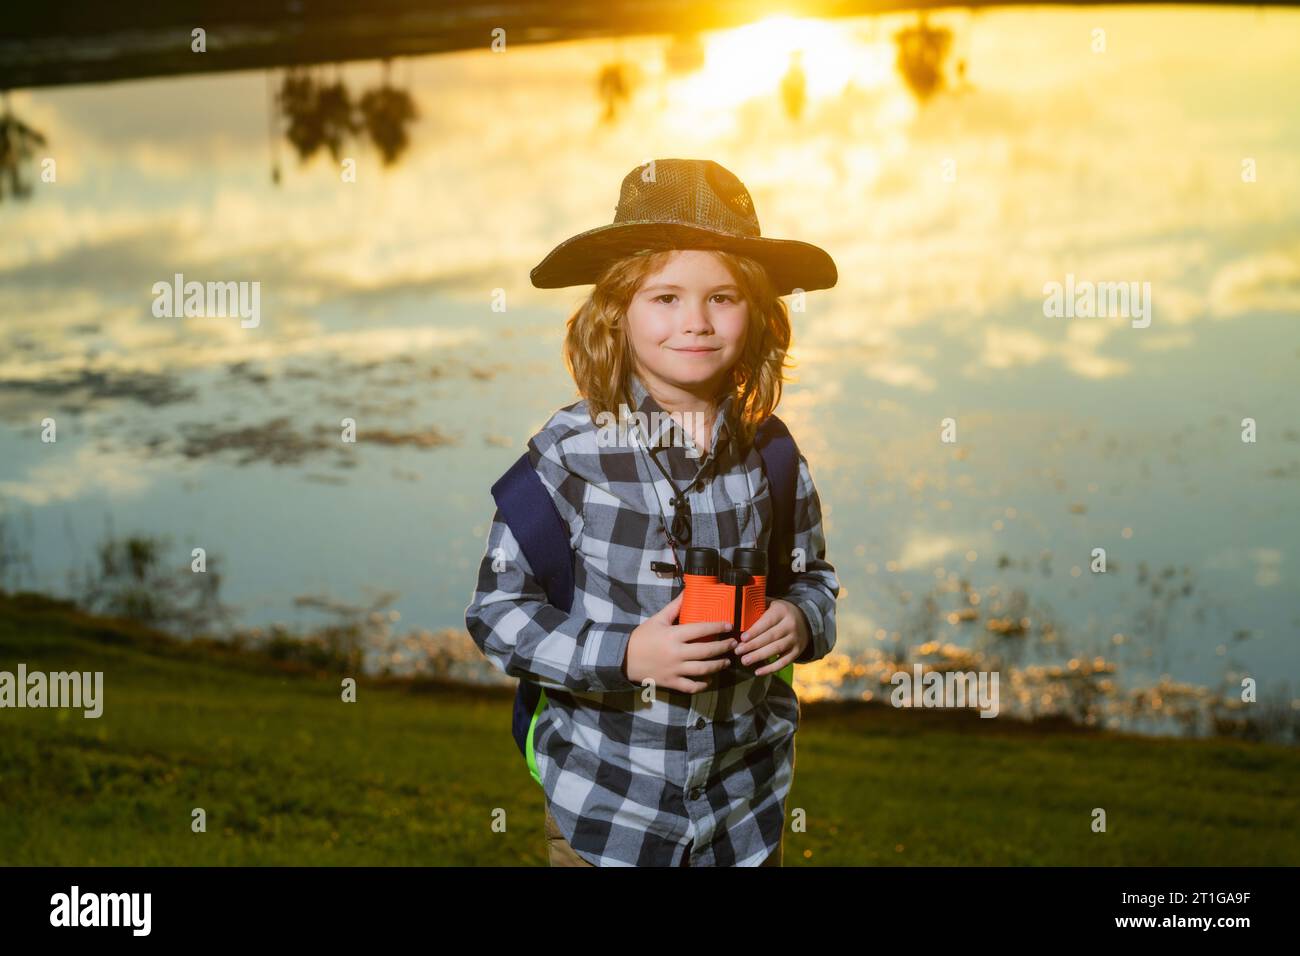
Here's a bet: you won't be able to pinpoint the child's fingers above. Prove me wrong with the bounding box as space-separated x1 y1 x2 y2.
681 636 738 660
673 676 710 694
680 655 732 677
752 645 798 676
736 621 782 657
737 605 780 646
673 619 733 643
741 632 793 667
654 591 685 620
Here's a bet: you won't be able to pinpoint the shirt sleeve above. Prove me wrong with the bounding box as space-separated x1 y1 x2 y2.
777 451 841 665
464 439 640 694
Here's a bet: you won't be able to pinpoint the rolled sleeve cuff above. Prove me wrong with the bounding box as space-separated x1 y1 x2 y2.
579 620 640 691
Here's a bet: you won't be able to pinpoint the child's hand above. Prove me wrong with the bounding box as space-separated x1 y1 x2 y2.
625 591 737 694
734 598 810 676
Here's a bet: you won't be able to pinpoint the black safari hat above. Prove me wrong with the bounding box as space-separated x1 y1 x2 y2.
529 158 837 297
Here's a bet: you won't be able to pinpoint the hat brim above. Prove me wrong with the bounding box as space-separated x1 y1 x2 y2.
529 220 837 297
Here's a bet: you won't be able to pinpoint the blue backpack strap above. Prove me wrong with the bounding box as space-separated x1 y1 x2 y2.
753 414 799 598
490 450 575 613
490 450 577 759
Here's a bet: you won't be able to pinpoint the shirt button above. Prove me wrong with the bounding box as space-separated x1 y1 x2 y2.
694 717 706 729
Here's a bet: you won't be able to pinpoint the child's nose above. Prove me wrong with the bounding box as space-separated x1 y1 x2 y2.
682 304 713 330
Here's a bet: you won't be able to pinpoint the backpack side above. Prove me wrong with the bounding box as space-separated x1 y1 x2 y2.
753 414 800 600
489 451 576 763
753 414 800 687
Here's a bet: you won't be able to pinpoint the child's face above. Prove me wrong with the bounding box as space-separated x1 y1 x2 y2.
624 249 748 399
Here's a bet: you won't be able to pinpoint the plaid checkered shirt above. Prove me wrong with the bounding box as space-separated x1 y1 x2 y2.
465 371 840 865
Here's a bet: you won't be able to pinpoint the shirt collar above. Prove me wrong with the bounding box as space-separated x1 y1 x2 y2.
625 371 735 464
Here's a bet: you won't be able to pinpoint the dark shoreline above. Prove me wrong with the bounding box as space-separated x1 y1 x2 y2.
2 587 1290 747
5 1 1296 91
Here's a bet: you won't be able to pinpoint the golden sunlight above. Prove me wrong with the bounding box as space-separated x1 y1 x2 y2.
674 14 889 109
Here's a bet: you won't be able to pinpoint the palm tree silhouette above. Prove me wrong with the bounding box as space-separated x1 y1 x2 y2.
271 62 418 175
358 62 418 166
277 67 360 164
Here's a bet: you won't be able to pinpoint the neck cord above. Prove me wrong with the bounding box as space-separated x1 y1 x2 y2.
621 384 761 574
629 414 749 580
629 418 695 556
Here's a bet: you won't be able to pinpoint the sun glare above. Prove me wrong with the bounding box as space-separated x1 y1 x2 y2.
675 14 886 109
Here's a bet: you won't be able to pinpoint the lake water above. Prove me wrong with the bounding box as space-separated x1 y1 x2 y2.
1 6 1297 737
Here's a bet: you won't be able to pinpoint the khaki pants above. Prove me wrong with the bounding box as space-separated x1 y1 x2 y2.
545 805 783 867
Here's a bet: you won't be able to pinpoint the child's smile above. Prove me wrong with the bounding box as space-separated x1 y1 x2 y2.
626 249 748 399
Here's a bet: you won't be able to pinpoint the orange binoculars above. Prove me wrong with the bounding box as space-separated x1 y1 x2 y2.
679 547 769 665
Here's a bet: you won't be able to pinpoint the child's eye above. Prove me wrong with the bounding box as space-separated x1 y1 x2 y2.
652 293 736 304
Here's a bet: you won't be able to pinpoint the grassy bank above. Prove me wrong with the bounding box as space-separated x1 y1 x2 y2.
1 591 1296 865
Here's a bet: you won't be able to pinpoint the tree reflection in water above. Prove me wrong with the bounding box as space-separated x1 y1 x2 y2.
597 61 632 123
894 12 954 103
271 59 418 180
0 91 47 203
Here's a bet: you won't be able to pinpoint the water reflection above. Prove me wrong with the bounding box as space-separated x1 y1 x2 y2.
596 61 633 123
0 92 46 201
0 9 1016 201
894 12 953 102
781 50 806 119
358 74 419 165
273 60 418 179
0 8 1297 742
665 32 705 74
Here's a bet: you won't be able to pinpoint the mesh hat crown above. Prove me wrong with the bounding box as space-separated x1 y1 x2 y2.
529 159 837 297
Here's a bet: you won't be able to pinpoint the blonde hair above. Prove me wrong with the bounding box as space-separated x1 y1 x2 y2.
561 248 794 451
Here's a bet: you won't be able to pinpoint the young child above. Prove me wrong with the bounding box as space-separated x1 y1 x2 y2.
465 159 840 867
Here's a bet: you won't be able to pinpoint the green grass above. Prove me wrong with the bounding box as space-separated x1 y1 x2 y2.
1 591 1296 865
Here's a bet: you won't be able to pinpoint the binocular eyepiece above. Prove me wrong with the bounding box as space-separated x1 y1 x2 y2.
683 546 767 579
